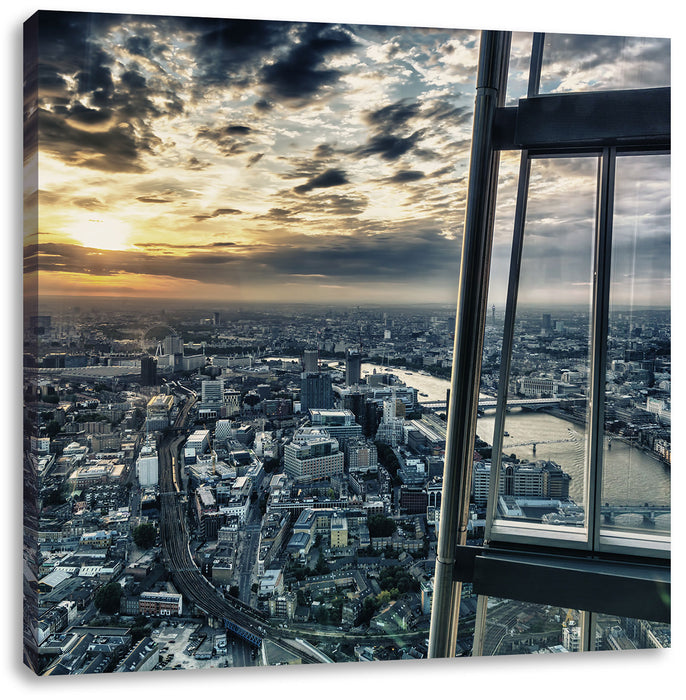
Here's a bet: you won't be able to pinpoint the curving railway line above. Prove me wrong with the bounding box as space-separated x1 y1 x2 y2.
158 391 324 665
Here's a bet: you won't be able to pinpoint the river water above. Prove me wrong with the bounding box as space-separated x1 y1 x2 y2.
361 363 670 530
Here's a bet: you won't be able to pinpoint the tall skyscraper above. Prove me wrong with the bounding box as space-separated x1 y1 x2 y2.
302 349 319 373
201 378 224 408
163 334 183 356
300 372 333 412
345 349 362 386
140 356 157 386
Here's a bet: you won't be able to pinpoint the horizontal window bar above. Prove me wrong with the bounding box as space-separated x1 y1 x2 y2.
494 87 670 151
453 545 670 623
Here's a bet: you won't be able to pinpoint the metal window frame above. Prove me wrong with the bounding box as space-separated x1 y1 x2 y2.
430 29 670 659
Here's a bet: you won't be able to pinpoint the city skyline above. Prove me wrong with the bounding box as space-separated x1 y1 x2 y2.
24 13 670 306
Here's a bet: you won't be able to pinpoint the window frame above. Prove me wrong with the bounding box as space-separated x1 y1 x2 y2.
483 65 670 560
428 30 670 659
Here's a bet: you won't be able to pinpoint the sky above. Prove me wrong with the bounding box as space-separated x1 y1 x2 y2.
23 10 670 307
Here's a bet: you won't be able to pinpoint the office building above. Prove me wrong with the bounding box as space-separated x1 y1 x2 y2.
136 440 159 487
308 408 362 450
138 592 183 617
162 334 183 356
140 356 157 386
283 427 344 484
345 349 362 386
300 372 333 412
145 394 174 431
302 349 319 373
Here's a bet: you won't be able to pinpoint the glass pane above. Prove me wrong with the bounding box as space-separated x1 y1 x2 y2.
601 154 670 538
539 34 670 94
505 32 535 106
478 597 582 656
595 614 670 650
482 156 598 532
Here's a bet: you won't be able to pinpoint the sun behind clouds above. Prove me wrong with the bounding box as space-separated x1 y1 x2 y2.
66 215 134 252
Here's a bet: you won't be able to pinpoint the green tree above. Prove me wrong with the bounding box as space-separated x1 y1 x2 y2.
367 514 397 538
133 522 157 549
314 552 330 575
94 582 122 614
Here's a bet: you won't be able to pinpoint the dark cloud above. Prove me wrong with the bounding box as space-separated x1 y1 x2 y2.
33 12 187 172
260 25 356 103
66 103 113 127
136 195 174 203
30 225 462 286
247 153 264 168
356 131 425 161
193 208 243 221
72 197 106 210
294 168 350 194
38 108 148 173
351 99 426 162
365 100 421 130
387 170 425 183
134 241 238 250
190 18 292 92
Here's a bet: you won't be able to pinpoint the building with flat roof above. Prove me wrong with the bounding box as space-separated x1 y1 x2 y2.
138 591 183 617
284 428 344 483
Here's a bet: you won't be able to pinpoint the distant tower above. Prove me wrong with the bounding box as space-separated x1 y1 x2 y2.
163 334 183 356
345 349 362 386
303 349 319 374
140 356 157 386
492 305 496 324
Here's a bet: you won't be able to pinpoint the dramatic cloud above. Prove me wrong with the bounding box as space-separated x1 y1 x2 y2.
29 11 670 305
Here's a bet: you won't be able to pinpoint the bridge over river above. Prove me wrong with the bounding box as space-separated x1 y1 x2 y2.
421 397 584 411
600 504 670 524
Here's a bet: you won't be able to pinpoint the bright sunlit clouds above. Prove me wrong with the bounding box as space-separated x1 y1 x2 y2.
26 12 670 306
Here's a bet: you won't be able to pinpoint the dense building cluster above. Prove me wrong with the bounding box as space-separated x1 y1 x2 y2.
23 301 670 673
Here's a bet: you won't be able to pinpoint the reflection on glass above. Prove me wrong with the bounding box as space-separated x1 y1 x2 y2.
601 154 670 537
505 32 535 106
493 156 597 530
539 34 670 94
478 597 581 656
595 614 670 650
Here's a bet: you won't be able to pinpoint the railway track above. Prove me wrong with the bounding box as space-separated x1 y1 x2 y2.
158 394 323 664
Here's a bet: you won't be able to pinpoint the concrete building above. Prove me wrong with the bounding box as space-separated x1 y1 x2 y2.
300 372 333 412
345 349 362 386
284 428 344 483
309 408 362 450
115 637 159 672
145 394 174 431
138 591 183 616
136 440 158 487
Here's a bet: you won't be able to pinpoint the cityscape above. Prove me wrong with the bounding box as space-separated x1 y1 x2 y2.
23 297 670 673
22 8 670 682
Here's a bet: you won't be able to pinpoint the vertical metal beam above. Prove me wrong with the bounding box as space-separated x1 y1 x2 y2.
428 30 510 659
528 33 545 97
484 33 541 546
588 147 616 551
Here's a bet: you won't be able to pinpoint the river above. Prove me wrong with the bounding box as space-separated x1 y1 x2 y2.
264 357 669 529
362 362 670 531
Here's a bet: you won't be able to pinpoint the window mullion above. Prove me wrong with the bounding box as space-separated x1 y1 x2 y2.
484 150 530 540
588 147 616 551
